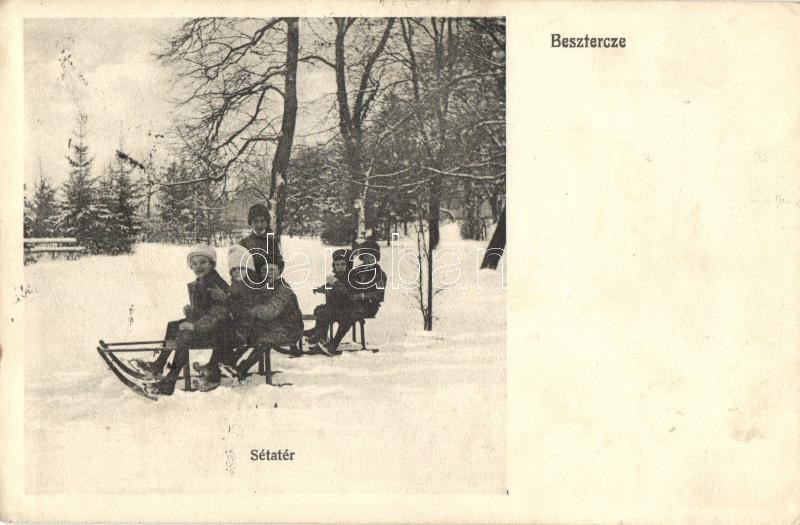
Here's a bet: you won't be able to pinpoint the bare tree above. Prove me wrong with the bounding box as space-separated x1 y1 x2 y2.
389 17 505 328
303 18 396 244
157 17 299 237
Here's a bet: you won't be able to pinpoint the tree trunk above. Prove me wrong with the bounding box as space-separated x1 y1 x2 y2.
481 206 505 269
269 17 299 241
333 18 394 245
425 220 434 331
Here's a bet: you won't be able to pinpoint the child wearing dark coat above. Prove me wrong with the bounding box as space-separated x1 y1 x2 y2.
304 248 354 354
348 239 388 320
239 203 281 276
308 240 387 355
133 245 234 395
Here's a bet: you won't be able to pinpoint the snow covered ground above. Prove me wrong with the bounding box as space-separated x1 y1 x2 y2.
22 223 506 494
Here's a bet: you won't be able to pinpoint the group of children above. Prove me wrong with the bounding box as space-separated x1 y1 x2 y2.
131 204 387 395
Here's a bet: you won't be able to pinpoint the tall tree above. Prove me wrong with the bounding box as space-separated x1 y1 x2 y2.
96 153 140 254
158 17 300 240
302 18 396 244
372 17 506 328
58 113 103 253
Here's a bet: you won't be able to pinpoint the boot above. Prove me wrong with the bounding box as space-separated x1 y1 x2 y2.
310 336 333 356
235 345 266 381
150 377 176 396
192 361 215 379
192 375 220 392
131 358 165 378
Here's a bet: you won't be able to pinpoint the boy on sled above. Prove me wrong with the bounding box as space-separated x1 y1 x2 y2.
305 240 387 355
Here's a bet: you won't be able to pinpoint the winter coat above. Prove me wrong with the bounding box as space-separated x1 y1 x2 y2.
322 272 354 312
184 270 231 338
251 278 303 336
239 230 281 272
228 270 266 337
347 263 387 318
229 276 303 345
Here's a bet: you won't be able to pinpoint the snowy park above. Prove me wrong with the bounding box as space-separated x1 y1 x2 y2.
22 225 506 493
10 6 800 524
20 16 506 495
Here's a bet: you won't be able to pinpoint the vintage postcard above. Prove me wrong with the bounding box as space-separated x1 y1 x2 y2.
1 0 799 523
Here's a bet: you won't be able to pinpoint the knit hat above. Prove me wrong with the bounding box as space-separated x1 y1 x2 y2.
247 203 270 226
186 244 217 269
227 245 256 274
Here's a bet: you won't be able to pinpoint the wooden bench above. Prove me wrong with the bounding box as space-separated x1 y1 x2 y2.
24 237 86 262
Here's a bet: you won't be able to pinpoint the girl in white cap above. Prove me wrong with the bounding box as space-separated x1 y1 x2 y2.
133 244 234 394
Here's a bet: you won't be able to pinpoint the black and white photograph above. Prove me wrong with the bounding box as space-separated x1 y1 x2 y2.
3 2 800 524
20 15 507 494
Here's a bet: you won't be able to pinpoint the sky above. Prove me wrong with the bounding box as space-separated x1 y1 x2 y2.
24 18 337 193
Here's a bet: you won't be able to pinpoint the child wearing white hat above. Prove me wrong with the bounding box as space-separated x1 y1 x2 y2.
133 244 235 395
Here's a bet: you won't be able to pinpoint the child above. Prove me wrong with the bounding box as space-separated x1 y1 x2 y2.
133 245 233 395
239 203 281 276
348 239 387 320
309 240 387 355
304 248 354 354
223 245 304 379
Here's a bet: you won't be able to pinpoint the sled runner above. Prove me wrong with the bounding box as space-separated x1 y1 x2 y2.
96 344 159 401
97 338 304 398
98 340 168 379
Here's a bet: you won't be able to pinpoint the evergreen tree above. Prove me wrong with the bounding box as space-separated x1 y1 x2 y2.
30 176 61 238
57 113 103 253
96 155 140 254
158 161 189 243
112 157 141 251
94 174 117 253
23 190 34 239
156 161 229 245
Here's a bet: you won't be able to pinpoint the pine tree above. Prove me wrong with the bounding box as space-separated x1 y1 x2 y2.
30 176 60 238
58 113 103 253
158 161 192 244
96 154 140 254
94 173 117 253
23 189 34 239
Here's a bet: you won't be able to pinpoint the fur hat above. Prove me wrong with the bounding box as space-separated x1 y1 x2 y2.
227 245 256 273
355 239 381 261
247 203 270 226
186 244 217 269
332 248 353 272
